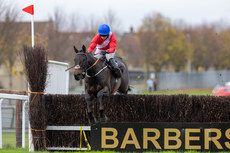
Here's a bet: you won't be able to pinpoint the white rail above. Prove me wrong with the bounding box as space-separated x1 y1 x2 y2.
46 125 91 151
0 99 3 149
0 93 28 149
46 147 89 151
46 126 91 131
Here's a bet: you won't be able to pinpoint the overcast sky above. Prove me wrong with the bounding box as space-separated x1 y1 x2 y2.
12 0 230 32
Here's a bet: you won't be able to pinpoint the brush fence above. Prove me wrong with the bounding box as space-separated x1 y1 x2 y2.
29 94 230 151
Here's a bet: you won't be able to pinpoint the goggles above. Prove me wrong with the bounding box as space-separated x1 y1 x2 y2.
100 35 108 37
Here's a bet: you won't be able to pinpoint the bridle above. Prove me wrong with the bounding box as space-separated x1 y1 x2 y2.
74 52 88 78
66 52 107 78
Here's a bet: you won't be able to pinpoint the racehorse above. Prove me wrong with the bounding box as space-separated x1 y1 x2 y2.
73 45 131 123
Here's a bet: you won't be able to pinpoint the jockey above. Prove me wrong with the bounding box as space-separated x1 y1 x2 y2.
87 24 121 78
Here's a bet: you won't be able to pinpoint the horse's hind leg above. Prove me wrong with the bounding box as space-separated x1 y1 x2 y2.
85 93 96 124
97 87 109 122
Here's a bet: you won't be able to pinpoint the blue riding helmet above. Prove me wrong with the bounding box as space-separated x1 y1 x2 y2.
98 24 110 35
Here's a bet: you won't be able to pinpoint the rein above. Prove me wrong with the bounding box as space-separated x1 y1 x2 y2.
66 52 107 77
85 54 109 78
85 55 102 71
86 65 108 78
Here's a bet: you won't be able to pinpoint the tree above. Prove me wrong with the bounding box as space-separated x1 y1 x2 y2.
68 12 81 32
164 28 192 72
218 30 230 69
0 4 20 89
138 13 174 72
52 7 67 32
82 15 100 33
138 13 193 73
0 0 7 65
185 24 222 71
47 8 70 61
103 9 122 35
119 28 143 67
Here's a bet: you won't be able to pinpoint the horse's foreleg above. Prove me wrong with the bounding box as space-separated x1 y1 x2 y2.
97 87 109 122
85 93 92 112
97 88 109 110
85 93 96 124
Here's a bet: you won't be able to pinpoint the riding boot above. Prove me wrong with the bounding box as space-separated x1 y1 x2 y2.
88 112 96 124
108 58 121 78
100 110 108 122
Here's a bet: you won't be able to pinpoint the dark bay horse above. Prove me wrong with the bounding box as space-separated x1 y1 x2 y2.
73 45 130 123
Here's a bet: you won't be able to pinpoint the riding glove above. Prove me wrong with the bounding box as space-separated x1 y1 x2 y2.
101 50 108 55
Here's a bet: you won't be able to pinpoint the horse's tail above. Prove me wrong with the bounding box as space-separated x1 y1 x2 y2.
117 85 132 94
125 85 132 94
128 85 132 92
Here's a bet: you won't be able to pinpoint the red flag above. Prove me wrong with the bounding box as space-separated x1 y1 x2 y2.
22 5 34 15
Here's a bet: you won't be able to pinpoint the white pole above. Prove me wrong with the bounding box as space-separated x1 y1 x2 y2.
0 99 3 149
22 100 28 148
29 6 35 152
66 64 69 94
31 14 34 47
28 91 34 151
29 123 34 151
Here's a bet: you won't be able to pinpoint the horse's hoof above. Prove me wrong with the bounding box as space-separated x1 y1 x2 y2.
88 112 96 124
100 110 108 122
100 115 108 122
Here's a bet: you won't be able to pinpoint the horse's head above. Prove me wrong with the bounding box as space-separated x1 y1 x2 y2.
73 45 87 80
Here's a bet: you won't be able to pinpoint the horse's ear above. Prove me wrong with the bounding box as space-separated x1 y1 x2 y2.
82 45 86 53
73 46 78 53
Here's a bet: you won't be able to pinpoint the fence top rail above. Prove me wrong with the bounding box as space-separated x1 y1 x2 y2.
46 126 91 131
0 93 28 101
48 60 69 66
46 147 89 151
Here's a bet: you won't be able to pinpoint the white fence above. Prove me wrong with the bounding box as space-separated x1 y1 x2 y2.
0 93 28 149
46 126 91 151
46 60 69 94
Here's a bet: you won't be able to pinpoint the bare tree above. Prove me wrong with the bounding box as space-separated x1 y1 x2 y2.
83 14 100 33
52 7 67 32
68 12 81 32
0 0 6 65
103 9 122 34
47 8 70 61
0 3 21 89
0 0 5 20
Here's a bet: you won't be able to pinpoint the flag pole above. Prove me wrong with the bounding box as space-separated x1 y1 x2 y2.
29 10 35 152
22 4 35 47
22 4 35 151
31 14 34 47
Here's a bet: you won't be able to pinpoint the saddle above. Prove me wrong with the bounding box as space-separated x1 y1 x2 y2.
107 59 122 78
100 56 122 78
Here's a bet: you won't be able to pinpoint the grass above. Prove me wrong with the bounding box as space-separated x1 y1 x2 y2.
139 88 213 96
0 148 214 153
2 132 29 149
1 132 211 153
1 132 230 153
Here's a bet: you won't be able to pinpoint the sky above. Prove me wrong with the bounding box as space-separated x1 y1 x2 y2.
11 0 230 32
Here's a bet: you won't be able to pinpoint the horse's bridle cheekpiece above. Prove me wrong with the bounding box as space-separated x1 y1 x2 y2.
66 52 107 78
75 52 88 79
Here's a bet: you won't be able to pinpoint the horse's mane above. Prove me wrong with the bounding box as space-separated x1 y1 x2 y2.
115 56 123 60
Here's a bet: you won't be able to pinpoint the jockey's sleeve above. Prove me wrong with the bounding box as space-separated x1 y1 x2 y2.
87 35 99 53
107 34 117 53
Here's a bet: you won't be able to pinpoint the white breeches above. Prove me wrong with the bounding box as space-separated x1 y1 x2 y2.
94 48 115 60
